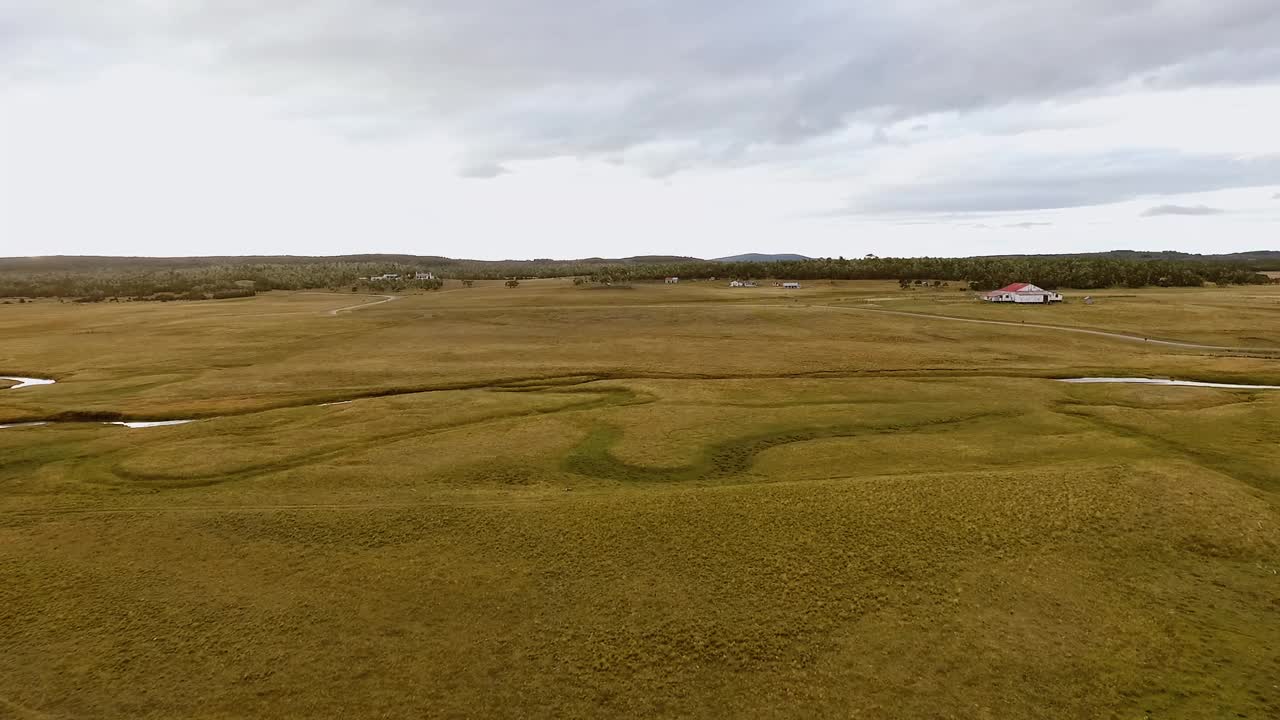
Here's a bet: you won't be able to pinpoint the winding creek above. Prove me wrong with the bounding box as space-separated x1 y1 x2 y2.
1058 377 1280 390
1 376 56 390
3 374 1279 431
2 377 198 430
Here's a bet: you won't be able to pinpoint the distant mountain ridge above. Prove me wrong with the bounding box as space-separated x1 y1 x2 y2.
0 254 703 273
3 250 1276 274
713 253 812 262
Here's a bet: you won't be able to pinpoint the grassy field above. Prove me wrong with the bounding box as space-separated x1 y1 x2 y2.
2 280 1278 719
871 284 1280 349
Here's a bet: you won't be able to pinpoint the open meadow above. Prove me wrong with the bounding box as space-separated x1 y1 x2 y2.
2 280 1279 718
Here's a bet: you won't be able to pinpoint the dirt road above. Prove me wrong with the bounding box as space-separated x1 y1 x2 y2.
824 305 1280 355
327 294 399 315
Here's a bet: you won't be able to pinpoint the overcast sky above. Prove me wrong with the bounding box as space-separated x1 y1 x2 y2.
2 1 1279 259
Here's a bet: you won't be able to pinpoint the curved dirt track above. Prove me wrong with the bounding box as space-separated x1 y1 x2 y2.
327 294 399 315
823 304 1280 355
428 299 1276 355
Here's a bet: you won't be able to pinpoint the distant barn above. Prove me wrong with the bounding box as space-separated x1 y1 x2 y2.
982 283 1062 304
665 277 680 284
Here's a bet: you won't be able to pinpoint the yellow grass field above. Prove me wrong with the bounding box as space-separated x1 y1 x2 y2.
2 280 1278 719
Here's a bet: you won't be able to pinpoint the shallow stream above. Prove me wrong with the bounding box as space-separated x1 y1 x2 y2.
4 374 1278 431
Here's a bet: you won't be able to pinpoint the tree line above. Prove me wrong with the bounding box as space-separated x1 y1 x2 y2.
0 255 1271 299
582 256 1269 290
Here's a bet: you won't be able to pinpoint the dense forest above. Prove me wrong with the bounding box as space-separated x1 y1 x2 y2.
0 252 1273 300
981 250 1280 265
579 256 1271 290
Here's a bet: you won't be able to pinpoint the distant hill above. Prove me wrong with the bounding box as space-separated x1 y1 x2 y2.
713 253 812 263
0 254 454 273
4 249 1275 276
0 254 703 274
620 255 704 264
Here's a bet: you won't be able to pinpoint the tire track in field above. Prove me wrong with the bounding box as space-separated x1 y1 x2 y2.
397 299 1280 355
818 304 1280 355
563 410 999 484
1050 403 1280 492
325 294 399 315
0 695 60 720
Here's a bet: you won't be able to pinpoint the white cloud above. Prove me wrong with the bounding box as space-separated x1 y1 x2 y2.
3 1 1280 258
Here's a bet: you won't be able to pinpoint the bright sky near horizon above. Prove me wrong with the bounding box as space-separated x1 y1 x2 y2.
2 1 1279 260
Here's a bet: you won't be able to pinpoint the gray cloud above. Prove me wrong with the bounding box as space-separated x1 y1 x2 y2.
1141 204 1226 216
458 161 510 179
8 1 1280 221
846 151 1280 214
8 1 1280 161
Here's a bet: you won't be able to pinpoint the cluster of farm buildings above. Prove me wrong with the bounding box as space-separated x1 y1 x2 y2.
360 272 436 282
668 278 1066 298
665 277 801 289
672 277 1063 301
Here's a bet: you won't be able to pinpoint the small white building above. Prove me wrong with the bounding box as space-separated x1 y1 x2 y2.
413 272 435 281
370 273 401 282
782 282 801 289
982 283 1062 304
665 277 680 284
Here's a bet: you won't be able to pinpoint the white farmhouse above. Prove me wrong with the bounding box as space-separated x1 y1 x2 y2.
982 283 1063 304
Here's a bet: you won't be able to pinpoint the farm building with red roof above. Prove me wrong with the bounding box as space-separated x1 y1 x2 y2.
982 283 1063 304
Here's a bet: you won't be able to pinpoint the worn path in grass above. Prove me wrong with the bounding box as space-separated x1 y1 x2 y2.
818 303 1280 355
323 293 400 315
401 298 1280 355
